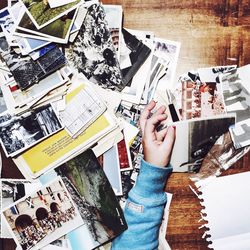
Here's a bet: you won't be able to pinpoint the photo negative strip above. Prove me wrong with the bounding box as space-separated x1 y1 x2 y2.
0 104 63 157
20 0 80 29
39 149 127 250
66 3 125 91
2 177 83 250
0 37 66 90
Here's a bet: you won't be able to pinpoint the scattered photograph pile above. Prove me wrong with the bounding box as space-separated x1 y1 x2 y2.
0 0 250 250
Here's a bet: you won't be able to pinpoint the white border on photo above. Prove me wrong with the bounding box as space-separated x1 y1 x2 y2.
2 176 84 250
103 4 123 59
154 37 181 90
19 0 81 29
103 144 123 196
0 104 63 157
0 178 42 238
48 0 77 9
14 35 51 56
15 7 79 44
1 69 67 110
122 29 155 104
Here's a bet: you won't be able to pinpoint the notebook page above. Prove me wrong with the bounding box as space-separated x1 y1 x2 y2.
198 171 250 249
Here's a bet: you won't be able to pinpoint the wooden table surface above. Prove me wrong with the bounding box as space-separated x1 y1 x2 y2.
1 0 250 249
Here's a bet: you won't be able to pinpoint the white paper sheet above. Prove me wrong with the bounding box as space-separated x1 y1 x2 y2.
198 171 250 249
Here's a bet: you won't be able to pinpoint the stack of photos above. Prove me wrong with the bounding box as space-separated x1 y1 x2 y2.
0 0 250 249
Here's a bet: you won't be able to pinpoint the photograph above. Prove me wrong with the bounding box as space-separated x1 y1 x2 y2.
66 3 125 91
121 29 155 104
120 28 151 87
0 88 7 114
20 0 80 29
221 67 250 149
102 144 123 195
1 179 42 239
17 8 78 43
115 102 142 127
39 149 127 250
0 104 63 157
117 138 133 171
229 118 250 149
2 177 83 250
169 114 236 172
57 84 106 138
190 132 250 184
103 5 123 58
153 37 181 89
174 66 234 120
0 7 16 44
178 79 225 120
1 68 67 109
0 37 66 90
15 36 51 56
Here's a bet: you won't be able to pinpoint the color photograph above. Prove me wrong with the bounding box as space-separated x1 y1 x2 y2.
20 0 80 29
2 177 83 250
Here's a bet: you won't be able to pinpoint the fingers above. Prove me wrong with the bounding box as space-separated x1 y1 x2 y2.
162 126 176 155
139 100 156 134
144 113 168 141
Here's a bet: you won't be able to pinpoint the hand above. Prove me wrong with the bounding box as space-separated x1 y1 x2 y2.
139 100 176 167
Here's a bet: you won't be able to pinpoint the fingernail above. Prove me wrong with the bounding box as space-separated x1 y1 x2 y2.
172 125 176 130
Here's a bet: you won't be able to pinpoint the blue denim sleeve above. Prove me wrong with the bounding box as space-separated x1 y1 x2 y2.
111 159 173 250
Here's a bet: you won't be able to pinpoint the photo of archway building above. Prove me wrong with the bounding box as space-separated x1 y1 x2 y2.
2 178 83 250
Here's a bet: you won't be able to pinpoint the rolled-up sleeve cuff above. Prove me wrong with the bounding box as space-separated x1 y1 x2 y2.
132 159 173 198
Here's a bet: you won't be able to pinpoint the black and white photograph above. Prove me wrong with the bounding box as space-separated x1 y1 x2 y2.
2 177 83 250
169 115 236 172
66 3 125 91
0 87 7 114
0 37 66 90
153 38 181 89
115 102 142 127
0 104 63 157
120 28 151 87
39 149 127 250
221 67 250 149
103 5 123 58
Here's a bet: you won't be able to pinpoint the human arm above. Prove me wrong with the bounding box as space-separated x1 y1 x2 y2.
111 100 175 250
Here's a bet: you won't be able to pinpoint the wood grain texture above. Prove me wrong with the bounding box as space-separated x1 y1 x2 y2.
1 1 250 249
